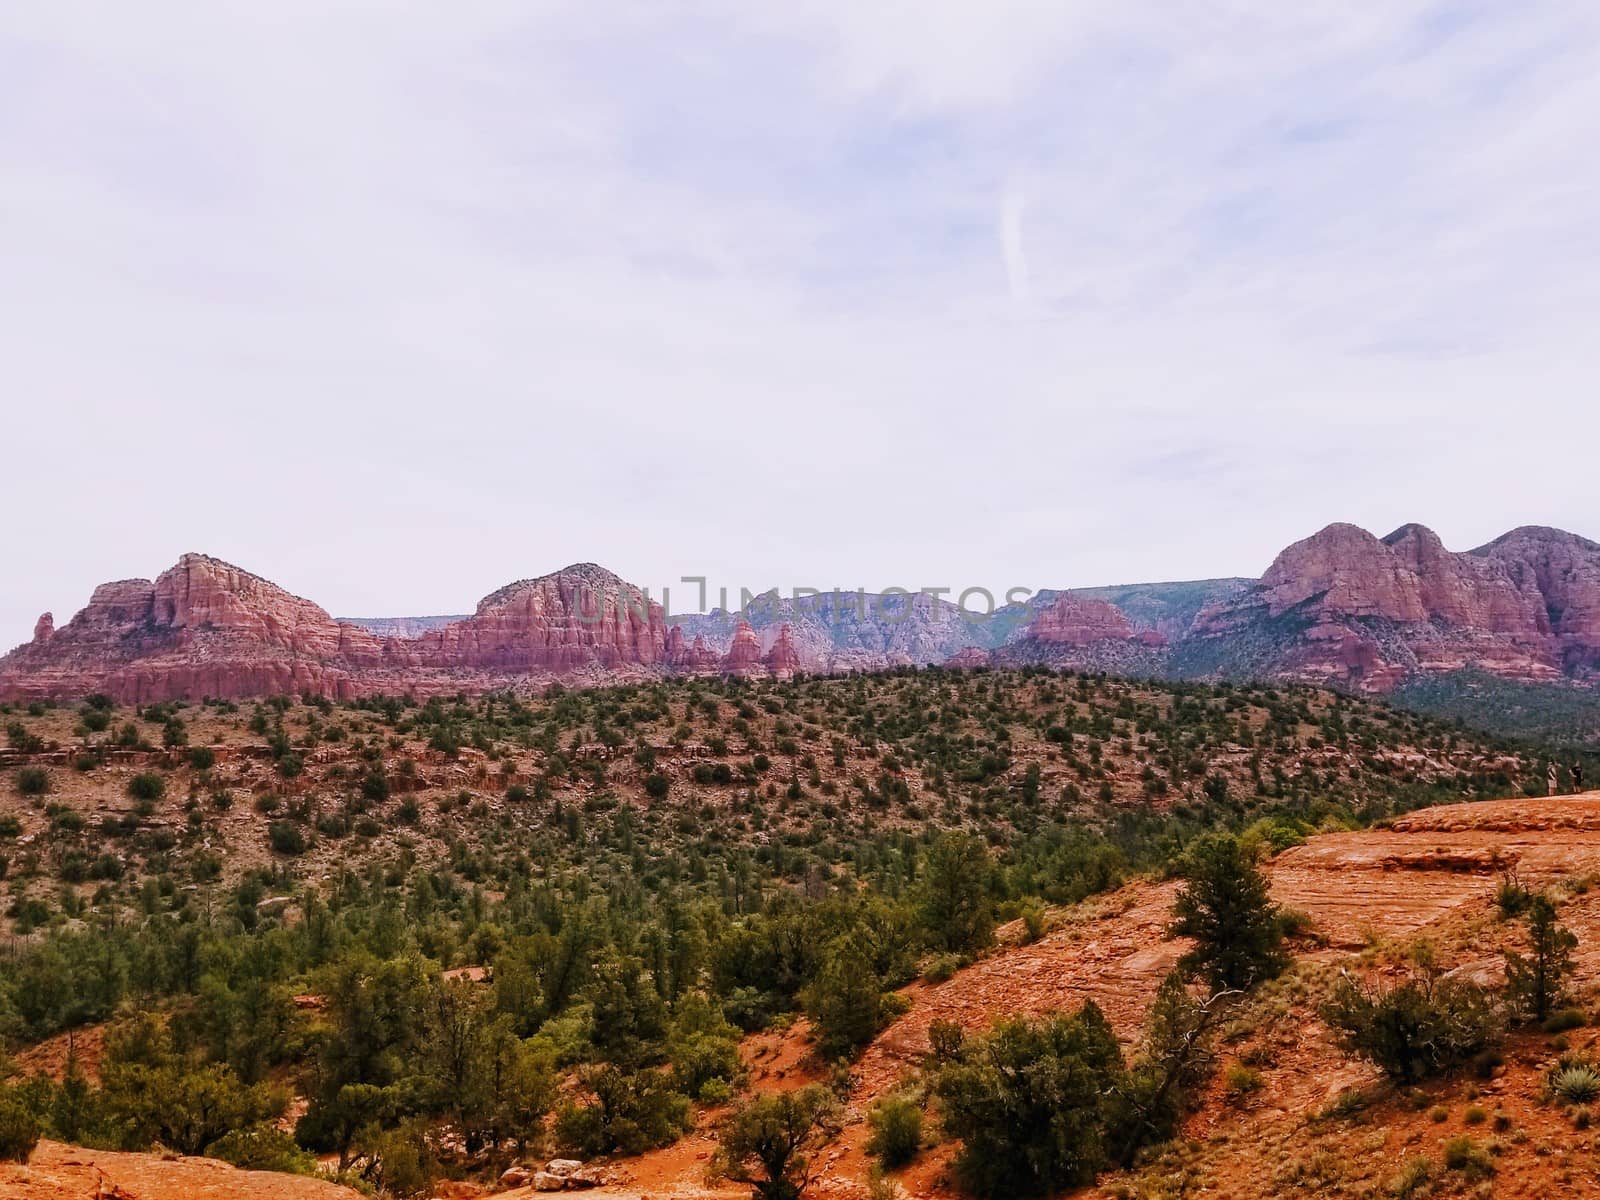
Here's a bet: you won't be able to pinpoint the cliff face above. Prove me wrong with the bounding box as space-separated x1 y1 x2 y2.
0 558 672 703
0 555 383 703
3 523 1598 703
405 564 668 675
1182 523 1600 691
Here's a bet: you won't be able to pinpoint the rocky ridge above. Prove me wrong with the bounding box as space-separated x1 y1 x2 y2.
3 523 1599 703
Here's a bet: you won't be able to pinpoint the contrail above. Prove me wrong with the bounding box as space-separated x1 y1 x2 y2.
1001 182 1030 304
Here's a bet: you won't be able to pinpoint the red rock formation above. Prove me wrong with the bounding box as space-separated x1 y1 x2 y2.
665 626 719 673
0 555 386 703
406 564 667 674
3 525 1597 703
0 556 666 703
764 624 802 679
1188 522 1600 691
721 621 765 675
943 647 992 670
1022 594 1138 646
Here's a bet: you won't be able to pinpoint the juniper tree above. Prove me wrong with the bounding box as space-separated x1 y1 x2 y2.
1506 894 1577 1023
1170 834 1287 991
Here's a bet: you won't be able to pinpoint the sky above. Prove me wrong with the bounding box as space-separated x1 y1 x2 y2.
3 1 1599 645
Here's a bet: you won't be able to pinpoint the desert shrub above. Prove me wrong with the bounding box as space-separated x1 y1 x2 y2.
103 1060 286 1156
1223 1064 1263 1099
206 1123 317 1173
1549 1063 1600 1105
362 1118 436 1199
0 1091 41 1163
1106 970 1222 1163
1441 1135 1493 1180
1321 971 1501 1084
922 953 961 984
644 773 671 799
1389 1156 1432 1198
865 1093 923 1168
1496 870 1532 918
1543 1008 1585 1034
555 1067 691 1157
718 1085 841 1200
127 772 165 802
16 767 50 797
1170 834 1286 991
1020 902 1048 944
268 821 307 855
915 832 994 956
667 996 743 1100
188 746 215 771
932 1005 1125 1198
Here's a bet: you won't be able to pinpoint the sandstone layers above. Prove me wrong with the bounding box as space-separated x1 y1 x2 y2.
3 523 1598 703
1181 523 1600 691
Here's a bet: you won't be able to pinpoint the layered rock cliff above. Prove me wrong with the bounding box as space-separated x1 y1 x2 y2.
3 523 1598 703
1180 523 1600 691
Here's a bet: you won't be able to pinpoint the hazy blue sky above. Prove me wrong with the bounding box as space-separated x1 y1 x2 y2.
3 2 1598 645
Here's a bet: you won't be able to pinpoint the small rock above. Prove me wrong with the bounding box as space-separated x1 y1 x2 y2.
533 1171 567 1191
545 1160 585 1178
500 1165 533 1187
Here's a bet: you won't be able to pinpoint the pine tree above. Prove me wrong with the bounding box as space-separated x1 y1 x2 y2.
1506 894 1577 1022
1170 834 1287 991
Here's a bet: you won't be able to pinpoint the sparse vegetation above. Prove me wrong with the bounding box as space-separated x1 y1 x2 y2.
0 670 1575 1196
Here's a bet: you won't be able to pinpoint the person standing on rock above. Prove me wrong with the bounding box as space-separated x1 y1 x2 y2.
1549 763 1560 796
1576 763 1585 795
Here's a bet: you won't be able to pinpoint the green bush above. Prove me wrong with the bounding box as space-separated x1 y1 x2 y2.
1321 971 1501 1084
16 767 50 797
1223 1064 1263 1100
802 935 885 1060
1442 1135 1493 1180
206 1123 317 1173
0 1092 41 1163
188 746 216 771
556 1067 690 1157
1505 895 1577 1023
932 1005 1125 1197
1543 1007 1586 1034
1389 1156 1432 1199
718 1085 840 1200
127 772 166 802
268 821 307 856
865 1094 923 1168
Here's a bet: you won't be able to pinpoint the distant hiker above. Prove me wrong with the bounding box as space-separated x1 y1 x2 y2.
1576 763 1585 795
1549 763 1560 796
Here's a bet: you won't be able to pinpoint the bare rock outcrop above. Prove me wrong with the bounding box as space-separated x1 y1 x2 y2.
764 624 802 679
721 620 766 675
1185 522 1600 691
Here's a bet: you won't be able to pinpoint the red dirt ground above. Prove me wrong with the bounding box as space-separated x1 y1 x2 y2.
0 1139 362 1199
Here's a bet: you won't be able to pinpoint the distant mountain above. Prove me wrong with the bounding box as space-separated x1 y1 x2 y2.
3 526 1598 731
338 615 466 638
1174 523 1600 690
